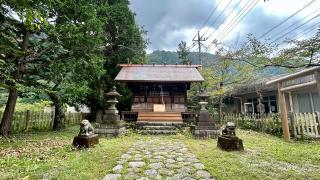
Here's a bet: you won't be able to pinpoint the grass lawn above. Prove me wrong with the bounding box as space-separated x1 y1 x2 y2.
0 127 320 179
0 126 141 179
180 130 320 180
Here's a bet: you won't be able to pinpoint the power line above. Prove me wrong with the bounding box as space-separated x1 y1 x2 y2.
201 0 233 38
257 0 316 40
187 0 223 50
271 8 320 38
199 0 223 31
187 41 197 51
206 0 258 50
219 0 259 41
208 0 255 48
271 12 320 43
204 0 244 41
294 22 320 40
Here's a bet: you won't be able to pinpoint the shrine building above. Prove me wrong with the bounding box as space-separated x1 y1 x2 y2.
115 64 204 124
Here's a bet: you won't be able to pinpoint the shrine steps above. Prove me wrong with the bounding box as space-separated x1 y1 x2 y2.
136 112 183 134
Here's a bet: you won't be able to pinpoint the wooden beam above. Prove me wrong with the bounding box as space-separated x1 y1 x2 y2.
288 92 294 113
314 71 320 95
266 66 320 85
280 80 316 92
240 97 244 113
278 83 291 142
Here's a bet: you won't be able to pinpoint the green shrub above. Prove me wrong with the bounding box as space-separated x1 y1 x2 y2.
0 100 51 112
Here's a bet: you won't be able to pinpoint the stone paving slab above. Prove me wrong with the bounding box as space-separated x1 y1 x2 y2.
104 138 215 180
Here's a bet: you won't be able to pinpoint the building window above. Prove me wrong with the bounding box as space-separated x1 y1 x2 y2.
149 91 169 96
245 95 277 114
297 92 320 113
297 93 312 113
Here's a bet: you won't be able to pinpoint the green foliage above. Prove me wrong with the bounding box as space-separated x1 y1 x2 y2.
0 90 8 108
235 30 320 69
0 0 52 87
177 41 191 64
229 114 283 137
2 100 50 112
85 0 147 116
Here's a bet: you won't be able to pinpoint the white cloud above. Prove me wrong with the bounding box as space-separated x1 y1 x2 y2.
130 0 320 53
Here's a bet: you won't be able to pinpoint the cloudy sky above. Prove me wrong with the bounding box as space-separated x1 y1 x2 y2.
129 0 320 53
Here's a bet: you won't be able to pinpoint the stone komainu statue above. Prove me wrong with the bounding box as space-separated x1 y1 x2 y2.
79 120 94 136
222 122 236 136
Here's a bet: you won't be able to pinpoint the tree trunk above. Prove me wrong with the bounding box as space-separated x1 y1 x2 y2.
0 30 30 137
0 88 18 137
47 92 65 130
95 79 105 123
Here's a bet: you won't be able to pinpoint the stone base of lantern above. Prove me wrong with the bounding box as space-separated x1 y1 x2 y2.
95 122 126 137
191 110 220 138
191 127 220 138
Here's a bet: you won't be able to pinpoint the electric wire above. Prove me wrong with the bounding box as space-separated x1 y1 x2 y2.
257 0 316 40
206 0 258 50
269 7 320 39
187 0 223 50
294 22 320 40
204 0 244 41
271 12 320 43
201 0 233 38
207 0 255 50
219 0 259 41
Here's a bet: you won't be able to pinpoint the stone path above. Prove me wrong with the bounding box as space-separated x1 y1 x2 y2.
104 138 215 180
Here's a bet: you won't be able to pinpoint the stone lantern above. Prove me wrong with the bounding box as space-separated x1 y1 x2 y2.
191 89 220 138
95 86 125 137
198 89 209 110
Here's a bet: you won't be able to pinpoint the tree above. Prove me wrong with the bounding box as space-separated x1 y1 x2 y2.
177 41 191 64
200 42 255 120
0 1 51 136
234 31 320 69
42 0 107 130
85 0 147 122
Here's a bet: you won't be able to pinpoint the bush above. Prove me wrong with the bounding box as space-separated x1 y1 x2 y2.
0 100 51 112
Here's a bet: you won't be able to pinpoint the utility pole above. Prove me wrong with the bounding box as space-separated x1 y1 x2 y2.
192 30 207 70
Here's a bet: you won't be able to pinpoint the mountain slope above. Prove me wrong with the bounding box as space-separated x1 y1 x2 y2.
147 50 218 66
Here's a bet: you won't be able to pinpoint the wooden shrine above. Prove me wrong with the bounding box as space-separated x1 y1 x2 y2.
115 64 204 124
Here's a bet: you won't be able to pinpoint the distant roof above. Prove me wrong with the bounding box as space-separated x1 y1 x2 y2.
227 76 280 96
266 66 320 85
115 64 204 82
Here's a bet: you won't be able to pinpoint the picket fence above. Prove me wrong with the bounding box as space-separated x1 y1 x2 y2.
222 112 320 138
0 111 84 133
290 112 320 138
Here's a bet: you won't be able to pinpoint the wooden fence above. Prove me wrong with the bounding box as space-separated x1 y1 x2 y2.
222 113 282 136
291 112 320 138
0 111 84 133
222 112 320 138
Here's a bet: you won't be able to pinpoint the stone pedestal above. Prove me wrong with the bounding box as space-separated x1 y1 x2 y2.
73 134 99 148
191 110 220 138
217 135 244 151
95 123 125 137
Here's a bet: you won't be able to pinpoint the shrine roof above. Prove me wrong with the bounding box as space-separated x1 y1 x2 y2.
115 64 204 82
